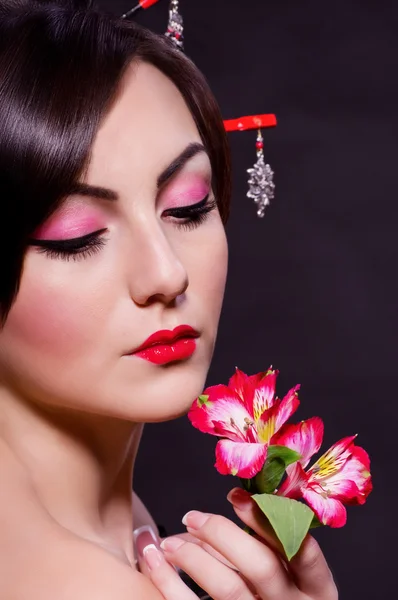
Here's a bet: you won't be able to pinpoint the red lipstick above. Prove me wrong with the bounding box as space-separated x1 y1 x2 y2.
132 325 199 365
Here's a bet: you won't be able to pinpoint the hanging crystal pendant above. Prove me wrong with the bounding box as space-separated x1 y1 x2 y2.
247 130 275 218
165 0 184 50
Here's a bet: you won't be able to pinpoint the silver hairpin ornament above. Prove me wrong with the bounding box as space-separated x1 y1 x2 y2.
247 130 275 218
224 115 277 218
165 0 184 50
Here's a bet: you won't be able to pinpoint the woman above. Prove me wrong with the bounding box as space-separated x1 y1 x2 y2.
0 1 337 598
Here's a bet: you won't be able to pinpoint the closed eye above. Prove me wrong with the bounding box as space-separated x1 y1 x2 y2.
29 228 108 261
163 196 217 230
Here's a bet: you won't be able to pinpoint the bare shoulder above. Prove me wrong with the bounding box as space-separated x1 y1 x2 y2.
0 441 163 599
4 534 165 599
15 536 166 600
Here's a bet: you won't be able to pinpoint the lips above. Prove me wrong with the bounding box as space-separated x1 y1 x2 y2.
131 325 199 365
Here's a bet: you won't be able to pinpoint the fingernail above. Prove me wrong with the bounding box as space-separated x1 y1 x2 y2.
226 488 253 510
182 510 210 529
133 525 160 561
143 544 164 571
160 536 185 552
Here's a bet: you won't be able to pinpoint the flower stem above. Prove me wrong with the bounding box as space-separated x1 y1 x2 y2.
239 477 256 493
243 525 256 536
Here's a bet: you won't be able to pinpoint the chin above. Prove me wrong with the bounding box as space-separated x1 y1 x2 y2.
108 357 211 424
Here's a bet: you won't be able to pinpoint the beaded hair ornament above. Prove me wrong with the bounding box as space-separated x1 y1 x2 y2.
122 0 277 218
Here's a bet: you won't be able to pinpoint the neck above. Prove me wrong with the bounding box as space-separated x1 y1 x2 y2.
0 387 143 566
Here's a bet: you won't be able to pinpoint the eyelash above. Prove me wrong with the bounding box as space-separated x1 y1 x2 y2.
30 196 217 261
31 229 108 262
164 195 217 230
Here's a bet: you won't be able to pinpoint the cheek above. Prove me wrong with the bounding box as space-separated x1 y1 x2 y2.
190 223 228 316
211 236 228 312
3 263 104 359
6 288 83 359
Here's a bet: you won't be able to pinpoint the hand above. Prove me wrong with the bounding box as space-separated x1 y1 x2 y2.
137 488 338 600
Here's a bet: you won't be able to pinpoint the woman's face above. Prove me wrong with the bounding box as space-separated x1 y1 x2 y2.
0 62 228 422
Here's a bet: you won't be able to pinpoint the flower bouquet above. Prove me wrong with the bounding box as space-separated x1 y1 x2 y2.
188 368 372 560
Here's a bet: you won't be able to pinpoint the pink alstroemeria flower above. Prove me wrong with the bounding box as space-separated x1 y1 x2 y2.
276 417 372 527
188 368 300 479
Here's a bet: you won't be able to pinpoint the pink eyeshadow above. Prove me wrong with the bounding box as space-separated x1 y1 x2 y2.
33 206 105 240
163 177 211 209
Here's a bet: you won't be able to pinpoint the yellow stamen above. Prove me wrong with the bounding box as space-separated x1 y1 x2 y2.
258 416 275 443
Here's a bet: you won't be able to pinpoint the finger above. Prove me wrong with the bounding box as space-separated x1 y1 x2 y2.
181 511 295 600
134 525 162 578
228 489 337 598
144 545 199 600
135 527 198 600
161 535 254 600
169 536 261 599
289 535 338 598
169 531 239 571
227 488 286 558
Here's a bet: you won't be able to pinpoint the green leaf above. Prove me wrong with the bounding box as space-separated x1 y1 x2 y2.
254 458 285 494
252 494 315 561
254 445 301 494
267 445 302 465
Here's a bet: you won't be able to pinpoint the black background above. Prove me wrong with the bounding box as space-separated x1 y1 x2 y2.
102 1 397 598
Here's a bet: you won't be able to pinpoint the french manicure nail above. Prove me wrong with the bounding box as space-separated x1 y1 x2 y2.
134 525 160 561
160 536 185 552
182 510 210 529
143 544 164 571
226 488 253 510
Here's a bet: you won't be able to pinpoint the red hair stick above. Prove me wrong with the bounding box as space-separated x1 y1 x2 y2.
139 0 160 7
223 114 277 132
121 0 160 19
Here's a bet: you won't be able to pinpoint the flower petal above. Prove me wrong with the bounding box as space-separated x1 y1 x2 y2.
228 367 279 421
352 445 371 472
277 462 308 499
274 417 324 468
215 439 268 478
349 446 373 502
211 420 244 443
188 384 253 440
211 419 256 443
251 368 279 421
303 488 347 528
321 445 372 504
273 385 301 432
321 434 357 463
308 435 357 480
227 368 256 419
228 368 251 402
258 385 300 443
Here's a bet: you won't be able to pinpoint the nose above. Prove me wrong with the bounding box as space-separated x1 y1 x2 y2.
129 226 189 307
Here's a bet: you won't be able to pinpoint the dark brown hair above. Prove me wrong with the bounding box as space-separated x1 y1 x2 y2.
0 0 231 321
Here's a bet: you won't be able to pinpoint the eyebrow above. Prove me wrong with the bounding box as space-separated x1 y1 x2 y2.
67 182 119 201
68 142 208 202
156 142 207 188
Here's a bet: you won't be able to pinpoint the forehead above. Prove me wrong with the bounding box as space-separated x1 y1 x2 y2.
84 61 203 190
